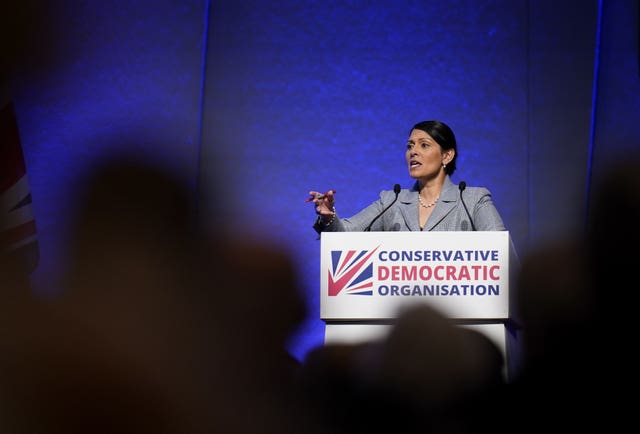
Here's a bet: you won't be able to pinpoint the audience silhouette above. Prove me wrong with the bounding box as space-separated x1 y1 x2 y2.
3 151 639 433
504 155 640 432
1 156 308 433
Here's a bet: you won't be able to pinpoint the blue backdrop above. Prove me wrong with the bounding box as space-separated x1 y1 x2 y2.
7 0 639 361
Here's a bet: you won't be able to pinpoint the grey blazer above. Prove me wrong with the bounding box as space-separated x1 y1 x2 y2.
314 176 506 233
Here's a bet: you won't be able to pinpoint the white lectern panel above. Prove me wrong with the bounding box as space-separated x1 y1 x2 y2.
320 231 512 320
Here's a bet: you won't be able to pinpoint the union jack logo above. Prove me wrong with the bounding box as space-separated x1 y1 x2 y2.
327 246 380 296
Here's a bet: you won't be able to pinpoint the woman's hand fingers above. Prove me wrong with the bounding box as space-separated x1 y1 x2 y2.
307 189 336 214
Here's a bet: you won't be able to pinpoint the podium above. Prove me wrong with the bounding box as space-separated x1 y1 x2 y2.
320 231 521 379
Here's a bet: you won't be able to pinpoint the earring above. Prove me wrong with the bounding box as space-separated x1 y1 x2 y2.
442 163 447 168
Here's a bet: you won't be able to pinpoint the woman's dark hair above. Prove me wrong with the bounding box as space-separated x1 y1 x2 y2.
410 120 457 175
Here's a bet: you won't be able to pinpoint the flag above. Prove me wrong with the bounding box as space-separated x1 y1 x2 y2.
1 89 39 278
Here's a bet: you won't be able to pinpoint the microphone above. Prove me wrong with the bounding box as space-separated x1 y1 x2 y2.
364 184 401 232
458 181 476 231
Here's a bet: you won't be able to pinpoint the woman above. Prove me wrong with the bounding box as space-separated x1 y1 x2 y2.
310 120 506 233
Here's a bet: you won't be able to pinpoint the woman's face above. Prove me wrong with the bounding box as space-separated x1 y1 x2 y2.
405 128 449 180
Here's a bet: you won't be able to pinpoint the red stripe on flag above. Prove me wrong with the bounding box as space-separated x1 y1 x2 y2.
1 220 37 247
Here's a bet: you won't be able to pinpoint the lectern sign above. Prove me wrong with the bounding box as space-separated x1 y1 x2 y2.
320 231 512 320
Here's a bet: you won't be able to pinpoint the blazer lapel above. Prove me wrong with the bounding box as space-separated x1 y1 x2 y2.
423 177 459 231
398 190 422 231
